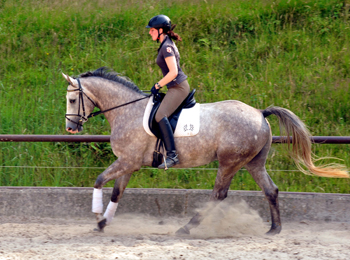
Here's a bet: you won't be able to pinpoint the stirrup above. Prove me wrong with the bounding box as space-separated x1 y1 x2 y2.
158 154 179 170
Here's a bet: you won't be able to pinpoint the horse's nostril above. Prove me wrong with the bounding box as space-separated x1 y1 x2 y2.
66 127 72 131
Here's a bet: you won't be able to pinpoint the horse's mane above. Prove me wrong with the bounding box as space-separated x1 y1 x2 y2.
78 67 147 96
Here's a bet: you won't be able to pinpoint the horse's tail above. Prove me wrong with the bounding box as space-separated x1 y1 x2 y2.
262 106 349 178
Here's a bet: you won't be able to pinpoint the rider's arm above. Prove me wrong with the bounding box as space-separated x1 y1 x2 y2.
156 56 178 89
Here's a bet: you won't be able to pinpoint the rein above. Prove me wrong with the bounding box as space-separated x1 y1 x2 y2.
65 78 150 127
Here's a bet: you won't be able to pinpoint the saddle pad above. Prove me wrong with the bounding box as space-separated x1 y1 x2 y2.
143 97 200 137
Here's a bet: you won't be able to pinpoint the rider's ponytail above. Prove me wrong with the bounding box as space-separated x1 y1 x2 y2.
166 24 182 42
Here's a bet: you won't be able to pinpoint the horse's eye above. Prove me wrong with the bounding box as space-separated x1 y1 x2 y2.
70 99 76 104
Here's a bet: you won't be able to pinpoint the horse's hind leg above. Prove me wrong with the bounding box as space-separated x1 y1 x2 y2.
244 141 281 235
95 173 132 231
176 165 239 235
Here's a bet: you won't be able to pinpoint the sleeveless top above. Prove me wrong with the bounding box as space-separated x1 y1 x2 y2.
156 35 188 88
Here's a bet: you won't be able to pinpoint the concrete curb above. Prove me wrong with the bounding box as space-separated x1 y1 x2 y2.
0 187 349 222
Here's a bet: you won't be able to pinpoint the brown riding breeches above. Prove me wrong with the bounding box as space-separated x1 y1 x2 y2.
155 80 190 123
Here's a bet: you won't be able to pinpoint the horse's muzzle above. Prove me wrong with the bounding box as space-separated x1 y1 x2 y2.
66 126 82 134
66 116 84 133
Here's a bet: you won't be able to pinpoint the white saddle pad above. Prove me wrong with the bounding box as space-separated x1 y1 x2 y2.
143 97 200 137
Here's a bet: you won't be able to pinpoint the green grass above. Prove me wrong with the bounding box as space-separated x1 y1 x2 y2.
1 0 350 193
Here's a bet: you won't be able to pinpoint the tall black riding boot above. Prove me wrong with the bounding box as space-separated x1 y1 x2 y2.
158 117 179 170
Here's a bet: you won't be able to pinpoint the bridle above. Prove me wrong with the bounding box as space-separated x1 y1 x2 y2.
65 78 150 128
65 78 96 127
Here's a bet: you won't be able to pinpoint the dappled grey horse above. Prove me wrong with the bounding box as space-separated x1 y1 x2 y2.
63 67 348 235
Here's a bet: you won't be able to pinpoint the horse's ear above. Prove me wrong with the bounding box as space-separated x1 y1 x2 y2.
62 73 78 87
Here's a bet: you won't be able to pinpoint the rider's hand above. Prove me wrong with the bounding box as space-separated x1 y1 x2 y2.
151 84 160 95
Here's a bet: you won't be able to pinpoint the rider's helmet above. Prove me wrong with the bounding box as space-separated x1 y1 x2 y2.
146 15 171 33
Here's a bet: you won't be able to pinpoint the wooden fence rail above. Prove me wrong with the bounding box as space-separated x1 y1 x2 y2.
1 135 350 144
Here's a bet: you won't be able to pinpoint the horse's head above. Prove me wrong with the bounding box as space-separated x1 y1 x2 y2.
62 73 96 134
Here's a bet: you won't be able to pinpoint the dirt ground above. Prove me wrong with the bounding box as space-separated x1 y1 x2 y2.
1 201 349 260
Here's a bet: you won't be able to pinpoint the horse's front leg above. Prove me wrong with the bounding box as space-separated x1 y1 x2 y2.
101 173 132 228
92 158 140 231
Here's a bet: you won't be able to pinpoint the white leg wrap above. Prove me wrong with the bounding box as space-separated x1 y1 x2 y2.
92 188 103 213
103 201 119 225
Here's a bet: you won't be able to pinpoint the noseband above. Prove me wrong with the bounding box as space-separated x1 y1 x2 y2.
65 78 150 128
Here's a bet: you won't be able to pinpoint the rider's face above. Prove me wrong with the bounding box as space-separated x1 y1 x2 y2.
149 28 158 41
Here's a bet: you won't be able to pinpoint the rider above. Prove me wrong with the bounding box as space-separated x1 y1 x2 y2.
147 14 190 169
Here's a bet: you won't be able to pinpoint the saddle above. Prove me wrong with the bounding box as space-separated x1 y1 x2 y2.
149 89 196 139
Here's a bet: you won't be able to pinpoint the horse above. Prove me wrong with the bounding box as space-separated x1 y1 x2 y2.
63 67 349 235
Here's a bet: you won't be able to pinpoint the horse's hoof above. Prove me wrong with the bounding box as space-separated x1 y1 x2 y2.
265 226 282 236
175 227 190 236
96 218 107 232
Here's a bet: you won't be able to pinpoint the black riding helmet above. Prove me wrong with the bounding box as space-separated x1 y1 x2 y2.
146 15 171 33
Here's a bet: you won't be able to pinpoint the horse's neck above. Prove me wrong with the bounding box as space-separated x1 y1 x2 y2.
84 78 147 125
